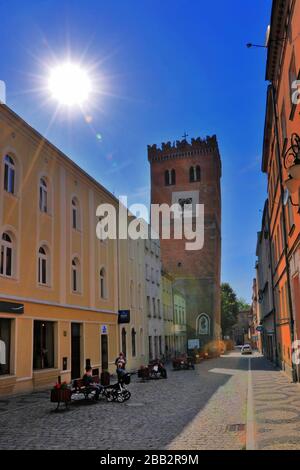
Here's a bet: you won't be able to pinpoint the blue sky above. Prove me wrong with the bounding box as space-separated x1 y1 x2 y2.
0 0 272 302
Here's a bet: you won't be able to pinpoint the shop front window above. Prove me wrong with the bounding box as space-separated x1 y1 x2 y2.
0 319 11 375
33 320 55 369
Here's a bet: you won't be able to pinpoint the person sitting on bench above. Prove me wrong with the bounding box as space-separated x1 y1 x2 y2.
82 366 102 400
116 361 127 382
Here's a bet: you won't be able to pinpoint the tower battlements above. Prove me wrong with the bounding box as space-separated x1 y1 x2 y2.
147 134 219 162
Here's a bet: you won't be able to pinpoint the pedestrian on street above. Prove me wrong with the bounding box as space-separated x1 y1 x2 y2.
82 366 103 400
115 352 126 370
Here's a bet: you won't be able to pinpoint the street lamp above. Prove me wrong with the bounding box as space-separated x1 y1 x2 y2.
283 133 300 199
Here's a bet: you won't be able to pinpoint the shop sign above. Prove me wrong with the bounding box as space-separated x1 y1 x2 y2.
0 301 24 314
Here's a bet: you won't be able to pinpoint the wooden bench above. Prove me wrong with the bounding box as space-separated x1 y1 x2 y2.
71 375 100 401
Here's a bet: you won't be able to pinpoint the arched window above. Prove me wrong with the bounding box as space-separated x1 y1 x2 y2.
165 169 176 186
72 197 80 230
131 328 136 357
121 328 127 357
4 155 15 194
72 257 81 293
189 166 194 182
100 267 106 299
197 313 210 335
165 170 170 186
189 165 201 182
171 169 176 185
39 178 48 213
0 232 13 277
38 246 50 285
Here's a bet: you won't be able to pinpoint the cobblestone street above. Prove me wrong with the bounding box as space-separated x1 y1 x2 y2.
1 352 300 450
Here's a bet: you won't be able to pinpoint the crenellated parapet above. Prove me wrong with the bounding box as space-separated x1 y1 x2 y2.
147 135 219 162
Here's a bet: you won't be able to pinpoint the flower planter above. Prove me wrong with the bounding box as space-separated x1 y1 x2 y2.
50 388 72 410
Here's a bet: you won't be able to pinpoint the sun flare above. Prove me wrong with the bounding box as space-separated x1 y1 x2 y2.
48 62 92 106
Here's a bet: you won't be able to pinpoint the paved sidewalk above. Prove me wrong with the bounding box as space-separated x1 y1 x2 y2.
1 353 300 450
167 360 248 450
251 357 300 450
0 354 249 450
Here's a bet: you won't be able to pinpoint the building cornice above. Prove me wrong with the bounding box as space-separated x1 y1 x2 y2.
262 85 274 173
265 0 290 82
147 135 220 163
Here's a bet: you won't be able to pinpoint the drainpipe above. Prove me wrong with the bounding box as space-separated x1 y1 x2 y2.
270 83 297 382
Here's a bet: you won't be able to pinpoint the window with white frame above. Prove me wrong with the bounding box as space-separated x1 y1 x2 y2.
189 165 201 182
197 313 210 335
147 296 151 317
38 246 50 286
39 178 48 213
72 197 80 230
4 155 15 194
72 257 81 293
0 232 13 277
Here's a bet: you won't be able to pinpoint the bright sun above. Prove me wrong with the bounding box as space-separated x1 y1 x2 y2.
48 62 92 106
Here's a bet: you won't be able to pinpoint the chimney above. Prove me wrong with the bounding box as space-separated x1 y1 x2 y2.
0 81 6 104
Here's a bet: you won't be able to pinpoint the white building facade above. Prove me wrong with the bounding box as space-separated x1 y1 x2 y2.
145 238 164 360
118 231 148 371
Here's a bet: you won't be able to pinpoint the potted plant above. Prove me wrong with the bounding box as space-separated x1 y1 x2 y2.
50 381 72 409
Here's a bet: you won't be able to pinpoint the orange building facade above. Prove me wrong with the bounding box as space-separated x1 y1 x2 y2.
261 0 300 380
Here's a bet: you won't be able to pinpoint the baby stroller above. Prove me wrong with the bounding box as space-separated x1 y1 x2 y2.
103 372 131 403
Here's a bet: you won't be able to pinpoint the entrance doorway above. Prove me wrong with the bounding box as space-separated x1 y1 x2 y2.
71 323 81 379
101 334 108 371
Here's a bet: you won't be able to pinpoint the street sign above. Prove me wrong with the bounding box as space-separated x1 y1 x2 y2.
256 325 264 332
101 325 108 334
118 310 130 324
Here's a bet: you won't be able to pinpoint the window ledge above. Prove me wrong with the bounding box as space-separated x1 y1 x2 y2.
33 368 59 376
0 374 16 381
40 211 52 218
37 283 52 289
4 192 19 201
0 274 18 281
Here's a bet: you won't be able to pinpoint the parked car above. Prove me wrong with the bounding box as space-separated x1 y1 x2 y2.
241 344 252 355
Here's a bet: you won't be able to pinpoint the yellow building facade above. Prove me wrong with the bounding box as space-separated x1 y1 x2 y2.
0 105 122 395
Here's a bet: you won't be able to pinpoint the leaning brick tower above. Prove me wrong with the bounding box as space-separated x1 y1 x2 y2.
148 135 222 348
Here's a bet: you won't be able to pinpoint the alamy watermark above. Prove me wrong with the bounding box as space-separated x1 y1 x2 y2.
95 196 205 251
292 80 300 105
